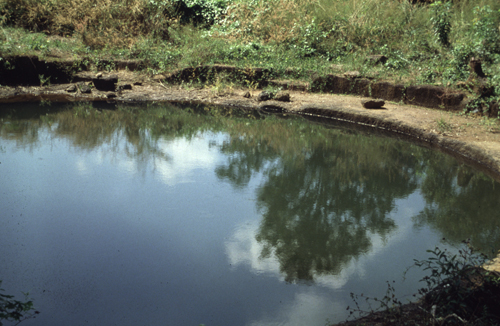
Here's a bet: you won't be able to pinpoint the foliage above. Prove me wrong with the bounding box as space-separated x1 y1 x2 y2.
0 0 500 94
346 241 500 325
470 5 500 60
436 116 452 133
0 0 177 48
347 281 407 324
174 0 229 27
430 1 452 47
414 240 500 324
0 281 38 325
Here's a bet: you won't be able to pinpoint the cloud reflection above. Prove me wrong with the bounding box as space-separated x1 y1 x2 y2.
154 134 220 186
226 196 419 291
249 290 346 326
226 220 364 290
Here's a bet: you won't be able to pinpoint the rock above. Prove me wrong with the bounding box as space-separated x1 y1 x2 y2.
153 74 166 81
79 84 92 94
257 91 272 101
366 55 388 65
243 91 251 98
92 74 118 91
343 71 361 79
259 105 286 113
330 64 344 71
117 84 133 91
66 85 77 93
274 91 290 102
362 99 385 109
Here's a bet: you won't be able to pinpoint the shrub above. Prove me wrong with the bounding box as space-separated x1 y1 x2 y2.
414 240 500 324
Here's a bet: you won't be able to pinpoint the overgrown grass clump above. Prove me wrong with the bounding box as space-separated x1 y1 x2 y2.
1 0 500 95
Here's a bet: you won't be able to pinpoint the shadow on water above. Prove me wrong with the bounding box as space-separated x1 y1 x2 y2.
2 101 500 285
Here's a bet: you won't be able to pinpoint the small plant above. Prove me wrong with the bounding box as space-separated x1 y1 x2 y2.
0 280 38 325
479 116 500 133
436 117 453 133
209 73 234 97
413 239 500 324
347 280 407 324
38 74 50 87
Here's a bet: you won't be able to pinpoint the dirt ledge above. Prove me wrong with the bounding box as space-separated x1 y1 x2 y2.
2 68 500 182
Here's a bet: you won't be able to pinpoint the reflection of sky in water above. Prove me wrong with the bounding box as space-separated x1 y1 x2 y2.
154 133 224 185
0 123 473 326
225 191 438 325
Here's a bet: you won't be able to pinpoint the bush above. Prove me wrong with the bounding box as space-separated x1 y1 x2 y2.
174 0 229 27
414 240 500 324
347 240 500 325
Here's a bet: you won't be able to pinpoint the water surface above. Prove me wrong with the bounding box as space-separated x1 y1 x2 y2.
1 102 500 326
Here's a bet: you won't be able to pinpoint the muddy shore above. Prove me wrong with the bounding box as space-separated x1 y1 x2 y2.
2 67 500 183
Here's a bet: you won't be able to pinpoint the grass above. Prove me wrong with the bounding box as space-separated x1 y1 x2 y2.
0 0 500 107
436 116 453 133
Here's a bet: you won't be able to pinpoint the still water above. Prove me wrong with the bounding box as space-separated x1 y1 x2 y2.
1 102 500 326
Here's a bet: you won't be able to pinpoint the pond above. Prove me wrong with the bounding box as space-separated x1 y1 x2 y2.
1 102 500 326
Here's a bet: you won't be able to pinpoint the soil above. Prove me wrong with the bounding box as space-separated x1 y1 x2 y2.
2 68 500 326
2 69 500 181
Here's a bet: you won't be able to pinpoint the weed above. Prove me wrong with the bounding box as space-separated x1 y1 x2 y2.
209 73 235 97
38 74 50 87
479 116 500 133
347 240 500 325
436 117 453 133
348 280 407 324
1 0 500 97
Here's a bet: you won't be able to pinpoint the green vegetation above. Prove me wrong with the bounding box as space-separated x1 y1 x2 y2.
0 280 38 325
0 0 499 96
347 240 500 325
436 116 453 133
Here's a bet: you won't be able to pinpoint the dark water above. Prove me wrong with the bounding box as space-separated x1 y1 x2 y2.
1 102 500 326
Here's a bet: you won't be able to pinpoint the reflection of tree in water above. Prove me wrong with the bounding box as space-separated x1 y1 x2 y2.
412 153 500 255
0 102 247 173
216 119 421 283
4 102 500 273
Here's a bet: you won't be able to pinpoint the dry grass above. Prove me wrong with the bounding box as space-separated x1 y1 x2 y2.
0 0 175 48
218 0 315 44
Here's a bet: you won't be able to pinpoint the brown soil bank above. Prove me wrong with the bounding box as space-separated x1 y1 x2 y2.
2 56 500 183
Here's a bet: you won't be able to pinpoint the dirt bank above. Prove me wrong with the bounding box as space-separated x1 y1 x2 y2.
2 68 500 182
